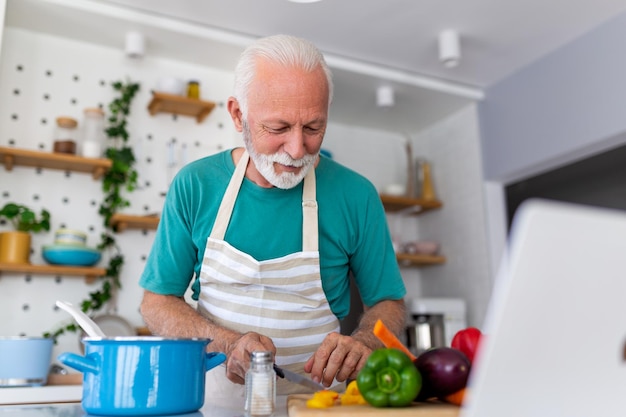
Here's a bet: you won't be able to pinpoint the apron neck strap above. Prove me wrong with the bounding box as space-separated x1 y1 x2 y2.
210 150 319 252
210 151 249 240
301 167 318 252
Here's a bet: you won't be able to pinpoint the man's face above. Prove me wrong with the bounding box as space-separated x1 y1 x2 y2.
229 59 329 189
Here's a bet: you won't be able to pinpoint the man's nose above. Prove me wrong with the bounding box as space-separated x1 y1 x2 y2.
283 129 306 160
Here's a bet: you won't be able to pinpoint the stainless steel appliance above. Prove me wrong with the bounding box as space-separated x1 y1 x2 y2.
405 297 466 355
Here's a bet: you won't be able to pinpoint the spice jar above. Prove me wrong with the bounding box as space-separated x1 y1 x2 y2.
245 351 275 417
187 80 200 99
82 107 105 158
53 117 78 154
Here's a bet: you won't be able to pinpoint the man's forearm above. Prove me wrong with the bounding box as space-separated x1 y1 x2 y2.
350 299 407 350
140 290 240 354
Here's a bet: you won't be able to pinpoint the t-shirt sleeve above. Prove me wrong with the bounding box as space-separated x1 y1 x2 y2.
139 172 198 297
349 182 406 307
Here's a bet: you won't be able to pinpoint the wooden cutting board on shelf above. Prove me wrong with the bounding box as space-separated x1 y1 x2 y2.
287 394 460 417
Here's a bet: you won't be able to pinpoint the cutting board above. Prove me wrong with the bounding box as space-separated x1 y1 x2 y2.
287 394 460 417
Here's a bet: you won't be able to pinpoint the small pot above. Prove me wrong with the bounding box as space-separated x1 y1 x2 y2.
0 337 54 387
58 337 226 416
0 231 32 264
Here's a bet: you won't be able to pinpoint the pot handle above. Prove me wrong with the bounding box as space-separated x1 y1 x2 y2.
205 351 226 372
58 352 100 375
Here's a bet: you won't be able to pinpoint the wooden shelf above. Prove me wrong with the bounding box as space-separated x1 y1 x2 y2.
396 253 446 266
380 194 443 215
109 213 160 232
0 146 111 179
0 263 107 284
147 91 216 123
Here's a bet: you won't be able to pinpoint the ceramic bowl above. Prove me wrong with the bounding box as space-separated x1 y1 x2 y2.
42 244 101 266
155 76 185 96
54 228 87 246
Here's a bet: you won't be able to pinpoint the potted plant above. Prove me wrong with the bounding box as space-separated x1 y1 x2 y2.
0 202 51 264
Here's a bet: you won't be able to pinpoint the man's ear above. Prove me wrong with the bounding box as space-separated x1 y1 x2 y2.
227 97 244 133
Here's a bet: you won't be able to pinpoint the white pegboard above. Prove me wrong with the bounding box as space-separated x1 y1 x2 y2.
0 27 238 361
0 27 419 364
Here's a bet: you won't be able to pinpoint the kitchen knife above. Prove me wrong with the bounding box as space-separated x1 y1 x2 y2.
273 364 324 391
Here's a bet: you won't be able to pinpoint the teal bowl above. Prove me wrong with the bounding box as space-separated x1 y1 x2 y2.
42 244 101 267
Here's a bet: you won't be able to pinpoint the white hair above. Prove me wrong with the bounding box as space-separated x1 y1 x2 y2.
233 34 334 118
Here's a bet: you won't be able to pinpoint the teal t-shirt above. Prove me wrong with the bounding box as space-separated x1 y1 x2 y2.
139 149 405 320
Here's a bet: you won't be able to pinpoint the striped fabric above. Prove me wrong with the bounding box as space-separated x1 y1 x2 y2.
197 151 339 396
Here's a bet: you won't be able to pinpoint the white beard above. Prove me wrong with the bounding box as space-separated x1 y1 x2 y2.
242 122 318 189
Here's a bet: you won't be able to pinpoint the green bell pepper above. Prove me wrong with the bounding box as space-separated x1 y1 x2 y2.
356 348 421 407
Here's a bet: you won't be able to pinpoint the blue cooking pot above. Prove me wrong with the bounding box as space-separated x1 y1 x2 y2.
58 337 226 416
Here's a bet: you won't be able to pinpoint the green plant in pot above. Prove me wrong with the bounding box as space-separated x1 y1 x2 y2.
0 203 51 264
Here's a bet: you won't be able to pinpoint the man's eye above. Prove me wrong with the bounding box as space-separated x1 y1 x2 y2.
268 126 288 134
305 126 322 134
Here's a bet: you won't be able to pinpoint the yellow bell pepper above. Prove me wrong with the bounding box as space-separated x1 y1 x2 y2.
306 390 339 408
340 380 367 405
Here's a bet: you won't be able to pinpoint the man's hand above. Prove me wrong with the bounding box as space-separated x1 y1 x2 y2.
304 332 371 386
224 332 276 384
304 299 406 386
141 291 276 385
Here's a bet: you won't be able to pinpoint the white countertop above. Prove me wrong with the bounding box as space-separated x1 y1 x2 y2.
0 385 82 405
0 398 289 417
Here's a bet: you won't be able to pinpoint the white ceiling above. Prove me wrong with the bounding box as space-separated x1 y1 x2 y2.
7 0 626 133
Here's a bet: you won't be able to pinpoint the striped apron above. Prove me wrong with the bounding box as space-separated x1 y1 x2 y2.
198 151 340 400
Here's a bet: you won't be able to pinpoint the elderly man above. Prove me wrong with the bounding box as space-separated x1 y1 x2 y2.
139 34 406 399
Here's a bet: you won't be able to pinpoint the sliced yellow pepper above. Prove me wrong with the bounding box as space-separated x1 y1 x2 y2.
340 380 367 405
306 390 339 408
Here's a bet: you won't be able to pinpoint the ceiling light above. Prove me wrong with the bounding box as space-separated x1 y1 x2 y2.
438 30 461 68
376 85 395 108
125 31 145 58
288 0 323 3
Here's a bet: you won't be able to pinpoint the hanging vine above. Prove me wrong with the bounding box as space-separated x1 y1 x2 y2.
45 79 141 341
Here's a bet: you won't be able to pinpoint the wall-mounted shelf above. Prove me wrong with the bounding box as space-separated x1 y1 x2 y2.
109 213 160 232
396 253 446 266
0 263 107 284
0 146 111 179
147 91 216 123
381 194 446 267
380 194 443 215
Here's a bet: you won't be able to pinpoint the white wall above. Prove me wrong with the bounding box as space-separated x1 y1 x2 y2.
323 107 493 327
0 23 492 367
0 27 237 361
411 105 493 326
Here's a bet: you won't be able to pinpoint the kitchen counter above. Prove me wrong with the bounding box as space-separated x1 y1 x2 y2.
0 396 289 417
0 385 82 405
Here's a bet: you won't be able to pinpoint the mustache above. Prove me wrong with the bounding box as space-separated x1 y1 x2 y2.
269 151 318 167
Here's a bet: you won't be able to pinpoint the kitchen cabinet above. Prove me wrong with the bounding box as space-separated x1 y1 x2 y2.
109 213 159 232
380 194 446 266
0 146 111 179
147 91 216 123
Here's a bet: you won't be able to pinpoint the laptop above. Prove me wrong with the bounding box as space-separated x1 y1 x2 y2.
462 199 626 417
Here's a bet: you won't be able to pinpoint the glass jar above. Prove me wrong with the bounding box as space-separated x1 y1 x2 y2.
53 117 78 154
82 108 105 158
187 80 200 99
244 351 275 417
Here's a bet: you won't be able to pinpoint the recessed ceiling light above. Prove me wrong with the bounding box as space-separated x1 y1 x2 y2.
288 0 323 3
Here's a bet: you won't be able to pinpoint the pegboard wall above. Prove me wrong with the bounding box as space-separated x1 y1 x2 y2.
0 27 239 360
0 27 424 363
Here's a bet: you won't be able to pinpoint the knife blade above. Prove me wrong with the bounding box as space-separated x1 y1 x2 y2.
273 364 324 391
